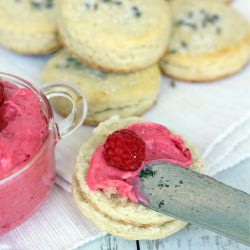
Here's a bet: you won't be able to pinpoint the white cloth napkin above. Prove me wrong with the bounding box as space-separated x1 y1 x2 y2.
0 1 250 249
203 112 250 175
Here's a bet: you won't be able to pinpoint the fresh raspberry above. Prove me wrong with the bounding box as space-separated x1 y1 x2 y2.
103 129 146 171
0 82 4 105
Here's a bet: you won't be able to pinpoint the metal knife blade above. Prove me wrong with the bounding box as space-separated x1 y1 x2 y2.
137 162 250 246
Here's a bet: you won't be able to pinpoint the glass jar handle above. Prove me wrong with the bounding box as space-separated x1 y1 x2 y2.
41 83 88 138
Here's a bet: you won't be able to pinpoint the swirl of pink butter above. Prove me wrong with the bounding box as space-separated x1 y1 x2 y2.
0 82 48 180
87 122 193 203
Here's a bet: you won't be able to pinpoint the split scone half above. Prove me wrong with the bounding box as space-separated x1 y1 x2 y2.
160 0 250 82
0 0 60 54
42 50 161 125
56 0 172 72
72 116 204 240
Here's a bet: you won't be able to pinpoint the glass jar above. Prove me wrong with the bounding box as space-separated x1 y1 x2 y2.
0 72 87 235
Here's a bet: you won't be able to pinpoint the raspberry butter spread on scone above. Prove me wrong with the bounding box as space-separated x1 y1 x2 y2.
87 122 192 203
73 116 204 240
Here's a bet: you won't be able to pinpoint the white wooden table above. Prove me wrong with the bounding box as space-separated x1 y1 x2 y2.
77 160 250 250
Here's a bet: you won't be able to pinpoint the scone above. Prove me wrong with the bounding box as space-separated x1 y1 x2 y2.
160 0 250 82
72 116 204 240
41 50 161 125
57 0 172 72
0 0 60 54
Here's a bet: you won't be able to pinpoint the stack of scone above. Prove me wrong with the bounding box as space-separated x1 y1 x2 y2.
40 0 249 125
72 116 205 240
42 0 172 124
1 0 249 124
41 50 162 125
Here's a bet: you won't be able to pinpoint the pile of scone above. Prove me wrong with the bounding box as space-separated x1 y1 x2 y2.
72 116 205 240
1 0 250 241
1 0 250 125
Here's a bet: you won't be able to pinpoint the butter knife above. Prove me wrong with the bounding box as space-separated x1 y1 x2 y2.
137 162 250 246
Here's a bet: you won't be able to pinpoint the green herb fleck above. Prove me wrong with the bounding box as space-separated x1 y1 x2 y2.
169 49 177 54
31 1 40 8
113 1 122 5
140 168 157 179
84 3 91 9
170 79 176 88
132 6 142 18
46 0 53 8
65 57 82 68
188 11 193 18
159 200 165 209
200 9 206 15
176 20 197 30
201 11 220 26
102 0 122 6
31 0 54 9
213 14 220 21
58 57 106 78
94 70 108 79
177 10 220 31
216 27 222 35
181 41 188 48
84 2 98 10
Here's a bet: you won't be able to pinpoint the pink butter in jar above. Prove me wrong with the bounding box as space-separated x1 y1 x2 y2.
0 72 87 235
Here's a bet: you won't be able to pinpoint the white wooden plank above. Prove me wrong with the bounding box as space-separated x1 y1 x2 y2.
140 224 249 250
77 235 137 250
